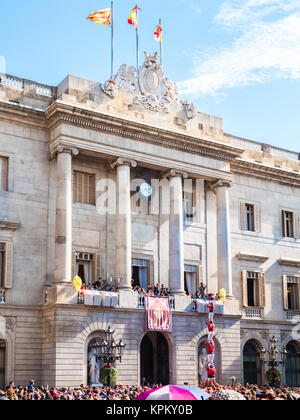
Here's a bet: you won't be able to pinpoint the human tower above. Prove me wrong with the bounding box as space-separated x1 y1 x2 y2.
205 296 217 381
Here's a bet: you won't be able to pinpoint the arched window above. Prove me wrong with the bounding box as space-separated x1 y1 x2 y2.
285 341 300 387
243 340 262 385
0 340 5 390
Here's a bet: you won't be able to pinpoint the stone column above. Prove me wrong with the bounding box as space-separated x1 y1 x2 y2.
214 180 233 298
111 158 137 291
167 169 188 296
54 145 79 284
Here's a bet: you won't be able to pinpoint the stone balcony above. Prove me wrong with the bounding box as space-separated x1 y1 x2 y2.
43 285 241 316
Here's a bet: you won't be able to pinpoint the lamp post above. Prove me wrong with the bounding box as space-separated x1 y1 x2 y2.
258 336 287 386
90 326 126 387
259 336 287 369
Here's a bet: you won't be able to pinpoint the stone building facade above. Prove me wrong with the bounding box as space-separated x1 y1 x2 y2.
0 53 299 388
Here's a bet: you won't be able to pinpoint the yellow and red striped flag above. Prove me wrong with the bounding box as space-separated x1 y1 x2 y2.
154 24 163 43
128 5 142 30
87 8 112 26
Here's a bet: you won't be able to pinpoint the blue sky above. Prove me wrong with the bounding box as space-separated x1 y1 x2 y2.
1 0 300 151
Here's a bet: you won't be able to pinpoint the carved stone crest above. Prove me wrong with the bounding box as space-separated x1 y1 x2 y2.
100 51 190 115
181 100 198 120
100 79 119 99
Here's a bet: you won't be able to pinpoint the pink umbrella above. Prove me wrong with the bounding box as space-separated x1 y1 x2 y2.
136 386 210 401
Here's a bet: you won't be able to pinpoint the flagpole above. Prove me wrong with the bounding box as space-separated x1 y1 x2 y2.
111 1 114 79
159 18 163 69
136 7 139 73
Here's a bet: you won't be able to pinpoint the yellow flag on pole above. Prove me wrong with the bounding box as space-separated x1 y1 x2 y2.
87 8 112 26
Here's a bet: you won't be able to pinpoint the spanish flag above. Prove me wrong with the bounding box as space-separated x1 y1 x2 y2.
128 5 142 30
87 8 112 26
154 24 163 43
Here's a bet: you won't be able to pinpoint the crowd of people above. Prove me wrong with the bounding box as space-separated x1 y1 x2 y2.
78 278 222 303
200 380 300 400
132 283 170 297
1 380 299 400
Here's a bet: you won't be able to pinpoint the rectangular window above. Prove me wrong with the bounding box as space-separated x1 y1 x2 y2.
245 204 255 232
184 265 198 296
0 157 8 192
0 243 5 288
282 210 295 238
287 276 299 310
73 171 95 205
132 259 149 290
76 253 95 288
183 179 196 223
242 270 265 308
241 202 260 232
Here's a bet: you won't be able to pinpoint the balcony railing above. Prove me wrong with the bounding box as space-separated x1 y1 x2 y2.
286 311 300 323
244 308 263 319
0 289 5 304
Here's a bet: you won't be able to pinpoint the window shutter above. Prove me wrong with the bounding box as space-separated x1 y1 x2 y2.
293 212 299 239
282 275 289 310
297 278 300 311
71 250 77 279
4 242 13 289
0 157 8 192
254 204 260 232
242 270 248 307
240 202 246 230
96 254 101 282
258 272 266 308
282 210 286 237
197 265 203 291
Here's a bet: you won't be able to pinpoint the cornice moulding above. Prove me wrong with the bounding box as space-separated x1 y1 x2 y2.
0 221 21 231
237 252 269 263
278 258 300 268
231 159 300 187
45 101 244 163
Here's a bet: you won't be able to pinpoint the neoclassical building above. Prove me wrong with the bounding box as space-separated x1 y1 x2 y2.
0 53 299 388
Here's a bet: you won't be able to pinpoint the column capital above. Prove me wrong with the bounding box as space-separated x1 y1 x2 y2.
164 169 189 180
206 179 232 194
110 157 137 170
49 144 79 159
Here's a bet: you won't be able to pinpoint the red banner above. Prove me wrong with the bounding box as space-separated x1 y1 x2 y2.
145 296 172 332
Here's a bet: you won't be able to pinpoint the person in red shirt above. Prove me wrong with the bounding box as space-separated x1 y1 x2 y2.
206 363 216 381
206 320 215 343
205 340 215 364
207 296 216 321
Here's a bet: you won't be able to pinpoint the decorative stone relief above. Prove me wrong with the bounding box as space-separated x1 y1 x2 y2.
100 79 119 99
5 318 15 331
132 94 169 114
100 51 195 116
181 100 198 120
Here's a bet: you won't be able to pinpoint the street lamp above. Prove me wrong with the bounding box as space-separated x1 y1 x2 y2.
90 326 126 387
258 336 287 368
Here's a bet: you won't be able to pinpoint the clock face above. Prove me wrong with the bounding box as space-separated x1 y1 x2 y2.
139 182 152 199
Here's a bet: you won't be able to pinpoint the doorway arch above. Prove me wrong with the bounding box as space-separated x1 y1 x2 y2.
140 332 170 386
0 340 5 390
197 336 221 384
285 341 300 386
243 339 263 385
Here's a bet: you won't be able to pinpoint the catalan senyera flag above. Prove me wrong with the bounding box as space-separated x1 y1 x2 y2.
87 8 112 26
128 5 142 30
154 24 163 43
